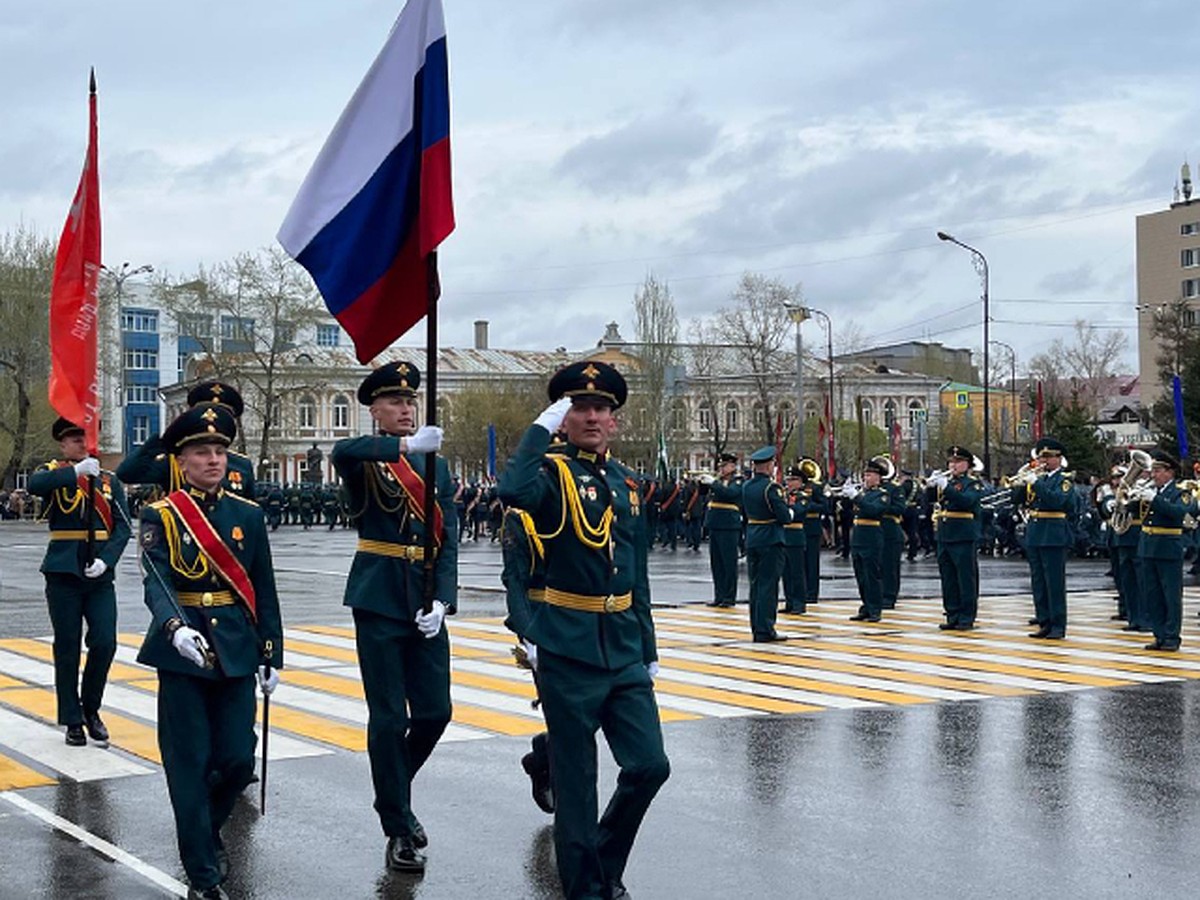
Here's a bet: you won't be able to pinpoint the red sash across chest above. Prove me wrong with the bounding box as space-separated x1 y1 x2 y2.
164 491 257 620
384 456 445 547
77 475 114 531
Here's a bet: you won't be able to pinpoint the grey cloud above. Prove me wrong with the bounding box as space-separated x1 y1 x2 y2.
171 145 279 191
1038 264 1098 296
554 110 721 195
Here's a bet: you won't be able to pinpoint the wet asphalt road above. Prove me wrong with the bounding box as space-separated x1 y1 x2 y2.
3 522 1200 899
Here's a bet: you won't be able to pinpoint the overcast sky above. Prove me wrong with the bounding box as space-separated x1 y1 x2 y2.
3 0 1195 371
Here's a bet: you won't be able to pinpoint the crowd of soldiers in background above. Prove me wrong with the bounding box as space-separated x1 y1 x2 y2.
626 466 1200 574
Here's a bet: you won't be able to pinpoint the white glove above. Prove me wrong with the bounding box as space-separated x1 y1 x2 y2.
522 640 538 672
257 665 280 695
534 397 573 434
930 471 949 490
406 425 443 454
171 625 211 668
646 661 660 682
415 600 447 638
74 457 100 478
83 559 108 579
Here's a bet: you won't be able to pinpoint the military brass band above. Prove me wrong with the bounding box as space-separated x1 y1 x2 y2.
28 358 1200 899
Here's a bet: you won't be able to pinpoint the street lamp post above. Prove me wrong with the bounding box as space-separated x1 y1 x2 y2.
937 232 990 480
784 303 809 456
802 306 835 470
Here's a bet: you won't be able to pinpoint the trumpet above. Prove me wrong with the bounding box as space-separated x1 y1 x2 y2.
1005 460 1045 488
1111 449 1152 535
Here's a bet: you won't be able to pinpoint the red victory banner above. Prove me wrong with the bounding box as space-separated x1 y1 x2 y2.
48 70 102 454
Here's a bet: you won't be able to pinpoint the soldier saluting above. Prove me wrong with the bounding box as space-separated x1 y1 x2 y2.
331 360 456 874
116 381 256 500
136 403 283 900
28 417 132 746
498 360 669 900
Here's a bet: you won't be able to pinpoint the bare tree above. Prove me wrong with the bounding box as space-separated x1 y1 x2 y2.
0 226 55 487
1027 320 1129 418
835 318 868 356
713 272 799 445
155 247 326 473
631 273 680 453
686 317 729 461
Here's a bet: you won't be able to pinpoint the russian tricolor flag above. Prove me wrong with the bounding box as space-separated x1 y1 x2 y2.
278 0 454 363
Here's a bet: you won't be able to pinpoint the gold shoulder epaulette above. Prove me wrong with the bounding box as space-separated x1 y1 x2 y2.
225 492 260 507
148 499 169 510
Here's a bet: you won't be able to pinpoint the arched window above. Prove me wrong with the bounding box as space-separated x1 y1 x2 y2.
778 401 795 431
752 402 765 431
698 401 713 432
725 401 740 433
298 394 316 430
907 400 926 430
860 400 873 426
804 401 819 420
332 394 350 430
884 399 897 431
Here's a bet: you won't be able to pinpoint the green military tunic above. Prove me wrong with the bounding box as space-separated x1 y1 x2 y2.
1012 469 1073 636
935 474 984 628
136 485 283 892
803 481 827 604
1114 495 1147 630
116 433 257 500
331 434 458 841
850 485 890 620
703 476 743 606
1138 481 1199 649
27 462 131 726
781 484 809 613
742 472 791 640
498 424 668 900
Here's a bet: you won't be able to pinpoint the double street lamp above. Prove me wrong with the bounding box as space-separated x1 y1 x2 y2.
936 232 990 480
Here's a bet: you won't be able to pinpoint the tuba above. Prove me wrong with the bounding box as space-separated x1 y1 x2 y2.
1111 449 1152 535
798 457 823 483
868 455 896 481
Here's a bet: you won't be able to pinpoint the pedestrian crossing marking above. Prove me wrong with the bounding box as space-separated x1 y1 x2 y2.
0 753 55 791
7 593 1200 792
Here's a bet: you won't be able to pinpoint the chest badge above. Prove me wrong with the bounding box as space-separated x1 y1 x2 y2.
232 526 244 541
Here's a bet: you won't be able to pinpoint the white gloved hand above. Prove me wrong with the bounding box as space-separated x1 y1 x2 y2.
171 626 211 668
405 425 443 454
257 665 280 695
930 471 949 490
534 397 573 434
522 640 538 672
74 457 100 478
83 559 108 579
646 661 660 682
415 600 447 638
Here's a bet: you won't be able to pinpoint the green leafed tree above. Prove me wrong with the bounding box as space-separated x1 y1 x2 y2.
1147 299 1200 458
443 379 545 480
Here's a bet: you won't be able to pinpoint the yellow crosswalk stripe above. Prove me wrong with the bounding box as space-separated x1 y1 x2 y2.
0 638 145 682
0 752 54 790
0 686 163 763
0 674 25 689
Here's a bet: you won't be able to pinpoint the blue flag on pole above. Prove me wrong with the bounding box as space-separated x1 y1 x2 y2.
1173 375 1189 459
487 423 497 479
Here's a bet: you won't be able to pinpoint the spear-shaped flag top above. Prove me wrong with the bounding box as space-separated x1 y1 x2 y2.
48 69 102 456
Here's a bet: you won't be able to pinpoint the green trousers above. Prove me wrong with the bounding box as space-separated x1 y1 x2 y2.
746 545 782 639
937 541 978 626
353 608 451 838
44 573 117 725
538 650 670 900
158 670 256 890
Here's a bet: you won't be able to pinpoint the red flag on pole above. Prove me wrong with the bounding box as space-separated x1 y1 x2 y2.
824 393 837 479
1033 381 1044 442
773 412 784 480
48 70 102 455
890 420 901 465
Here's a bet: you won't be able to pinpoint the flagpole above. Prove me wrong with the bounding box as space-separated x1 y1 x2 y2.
420 251 440 615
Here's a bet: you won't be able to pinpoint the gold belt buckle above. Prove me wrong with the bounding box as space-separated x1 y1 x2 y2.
201 591 214 607
603 594 617 613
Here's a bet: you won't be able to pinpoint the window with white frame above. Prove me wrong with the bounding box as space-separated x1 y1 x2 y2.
1182 222 1200 236
316 323 340 347
908 401 926 430
671 402 687 431
698 401 712 432
121 309 158 332
724 401 739 433
298 395 316 430
1183 278 1200 299
884 400 898 431
132 415 151 445
332 394 350 430
1183 248 1199 268
861 401 873 425
124 348 158 370
125 384 157 404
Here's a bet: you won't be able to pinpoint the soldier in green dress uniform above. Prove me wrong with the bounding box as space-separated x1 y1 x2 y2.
799 460 826 606
28 417 132 746
331 360 457 874
880 465 907 610
116 381 256 501
498 360 669 900
780 464 809 614
1012 437 1074 639
847 456 893 622
136 404 283 900
1136 451 1199 651
931 446 985 630
704 452 742 608
742 446 791 641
